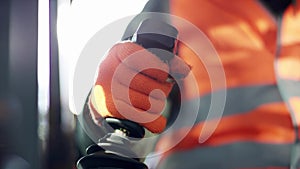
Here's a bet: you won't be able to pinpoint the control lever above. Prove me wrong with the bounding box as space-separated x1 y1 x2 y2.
77 18 178 169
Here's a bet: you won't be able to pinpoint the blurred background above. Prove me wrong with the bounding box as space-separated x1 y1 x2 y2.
0 0 147 168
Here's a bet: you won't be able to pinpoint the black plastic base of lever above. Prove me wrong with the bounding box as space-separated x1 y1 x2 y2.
105 118 145 138
77 145 148 169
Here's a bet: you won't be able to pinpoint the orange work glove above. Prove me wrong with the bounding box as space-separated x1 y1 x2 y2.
89 42 190 133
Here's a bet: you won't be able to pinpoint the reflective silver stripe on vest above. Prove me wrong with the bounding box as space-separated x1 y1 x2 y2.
157 142 299 169
278 80 300 98
185 84 283 123
276 79 300 168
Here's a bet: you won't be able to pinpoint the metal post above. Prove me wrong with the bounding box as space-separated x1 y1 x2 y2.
46 0 73 168
9 0 39 168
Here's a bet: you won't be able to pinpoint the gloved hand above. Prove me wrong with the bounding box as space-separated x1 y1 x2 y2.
89 42 190 133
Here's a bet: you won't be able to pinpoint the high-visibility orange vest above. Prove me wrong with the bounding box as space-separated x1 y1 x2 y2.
132 0 300 168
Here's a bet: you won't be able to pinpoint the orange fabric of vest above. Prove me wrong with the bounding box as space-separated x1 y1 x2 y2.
153 0 300 168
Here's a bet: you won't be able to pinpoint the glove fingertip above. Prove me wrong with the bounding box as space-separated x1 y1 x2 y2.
169 56 191 79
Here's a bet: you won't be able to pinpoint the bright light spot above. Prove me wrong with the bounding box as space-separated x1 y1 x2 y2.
37 0 50 145
56 0 147 115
